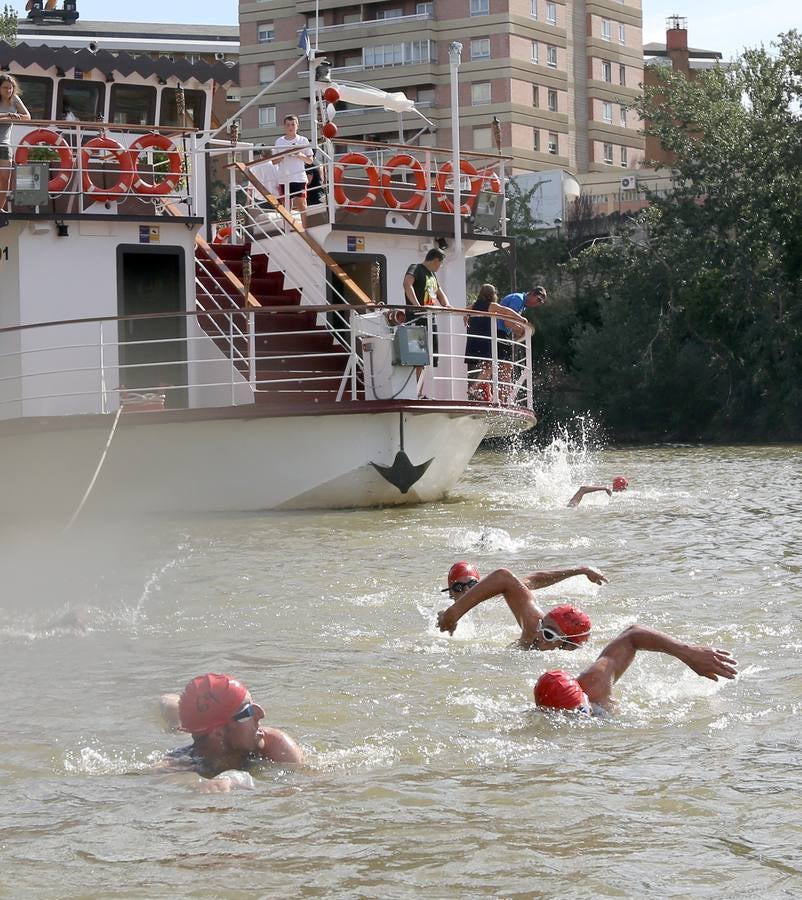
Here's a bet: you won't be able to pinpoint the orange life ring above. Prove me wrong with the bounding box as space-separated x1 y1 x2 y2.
333 152 380 210
213 225 232 243
129 133 182 197
14 128 75 195
81 135 134 204
381 154 426 211
434 160 479 215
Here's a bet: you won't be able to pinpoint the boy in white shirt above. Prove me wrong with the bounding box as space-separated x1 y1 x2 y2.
273 114 313 212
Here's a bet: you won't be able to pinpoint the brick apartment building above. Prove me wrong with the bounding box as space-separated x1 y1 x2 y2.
238 0 645 176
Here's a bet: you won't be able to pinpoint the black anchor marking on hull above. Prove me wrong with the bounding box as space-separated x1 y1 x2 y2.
370 412 434 494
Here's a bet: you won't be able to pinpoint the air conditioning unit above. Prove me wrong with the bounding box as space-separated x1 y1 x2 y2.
620 175 637 191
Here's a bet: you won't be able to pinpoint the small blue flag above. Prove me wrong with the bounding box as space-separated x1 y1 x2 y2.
297 26 311 59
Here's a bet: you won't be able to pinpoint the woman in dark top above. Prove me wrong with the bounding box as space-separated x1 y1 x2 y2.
464 284 528 400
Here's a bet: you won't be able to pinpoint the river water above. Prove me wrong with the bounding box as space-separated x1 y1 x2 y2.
1 438 801 898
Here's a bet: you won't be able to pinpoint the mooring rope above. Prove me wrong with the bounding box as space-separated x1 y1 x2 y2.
64 405 123 531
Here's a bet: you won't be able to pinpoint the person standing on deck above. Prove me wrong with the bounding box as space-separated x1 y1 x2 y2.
0 74 32 213
273 115 313 212
402 247 452 395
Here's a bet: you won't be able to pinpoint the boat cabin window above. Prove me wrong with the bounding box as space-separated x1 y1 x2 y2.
56 80 105 122
110 84 157 126
159 88 206 129
14 75 53 120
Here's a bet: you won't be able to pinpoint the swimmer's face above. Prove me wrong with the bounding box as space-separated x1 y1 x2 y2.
448 578 478 601
536 616 581 652
222 693 265 753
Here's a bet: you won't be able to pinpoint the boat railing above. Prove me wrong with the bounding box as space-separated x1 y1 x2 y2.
0 305 533 420
4 119 198 217
223 140 508 238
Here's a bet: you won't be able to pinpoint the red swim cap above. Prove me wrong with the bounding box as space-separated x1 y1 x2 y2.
534 670 586 710
546 604 592 644
178 673 248 735
446 561 480 588
612 476 629 492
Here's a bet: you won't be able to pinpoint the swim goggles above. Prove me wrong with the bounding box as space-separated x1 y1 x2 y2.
231 702 258 722
537 621 591 649
448 578 479 595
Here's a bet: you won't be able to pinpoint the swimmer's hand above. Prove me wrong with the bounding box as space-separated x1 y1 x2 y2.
683 646 738 681
198 771 255 793
581 567 608 585
437 607 457 635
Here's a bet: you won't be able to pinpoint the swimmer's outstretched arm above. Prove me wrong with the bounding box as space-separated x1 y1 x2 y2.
522 566 608 589
437 568 529 635
568 486 612 507
577 625 738 709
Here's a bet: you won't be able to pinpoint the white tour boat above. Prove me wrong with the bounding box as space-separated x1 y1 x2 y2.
0 37 535 518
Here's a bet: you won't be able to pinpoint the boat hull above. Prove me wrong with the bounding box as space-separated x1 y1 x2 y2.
0 404 521 517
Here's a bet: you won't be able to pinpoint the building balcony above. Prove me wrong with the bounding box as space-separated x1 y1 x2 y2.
298 12 433 41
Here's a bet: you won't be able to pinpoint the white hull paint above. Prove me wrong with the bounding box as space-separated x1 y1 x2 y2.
0 408 490 517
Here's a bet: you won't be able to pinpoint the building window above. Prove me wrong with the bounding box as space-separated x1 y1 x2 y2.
619 64 626 86
531 41 539 63
474 126 492 149
601 18 611 40
618 23 626 44
546 2 556 24
377 8 403 19
363 40 436 68
602 101 612 123
471 82 491 105
620 105 627 126
470 38 490 59
257 22 275 43
417 86 436 104
548 88 558 112
548 131 558 154
258 105 276 127
533 128 540 151
533 84 539 106
546 45 557 68
416 2 433 13
259 63 276 85
530 0 537 19
602 60 612 82
620 146 628 166
470 0 489 15
603 142 613 164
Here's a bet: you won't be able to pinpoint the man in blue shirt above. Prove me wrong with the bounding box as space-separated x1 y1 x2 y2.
495 285 547 401
498 285 548 337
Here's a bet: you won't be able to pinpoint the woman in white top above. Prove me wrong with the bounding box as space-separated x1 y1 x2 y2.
0 74 32 212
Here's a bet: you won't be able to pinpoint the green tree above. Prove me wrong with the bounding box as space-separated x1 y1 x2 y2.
0 4 18 46
566 31 802 441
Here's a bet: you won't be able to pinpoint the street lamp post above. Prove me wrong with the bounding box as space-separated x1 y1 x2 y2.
448 41 463 261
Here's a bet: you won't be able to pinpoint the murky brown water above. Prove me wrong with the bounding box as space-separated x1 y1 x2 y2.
1 440 800 898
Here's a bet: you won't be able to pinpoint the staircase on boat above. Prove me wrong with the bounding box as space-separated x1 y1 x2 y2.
194 241 355 405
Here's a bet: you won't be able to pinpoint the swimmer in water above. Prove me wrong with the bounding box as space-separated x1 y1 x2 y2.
437 562 607 650
534 625 738 715
568 476 628 507
157 673 303 792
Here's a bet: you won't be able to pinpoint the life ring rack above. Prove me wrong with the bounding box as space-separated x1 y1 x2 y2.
333 152 381 210
380 154 426 211
14 129 75 195
80 135 135 205
129 133 183 197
